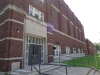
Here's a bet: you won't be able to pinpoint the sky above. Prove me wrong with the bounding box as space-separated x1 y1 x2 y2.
64 0 100 43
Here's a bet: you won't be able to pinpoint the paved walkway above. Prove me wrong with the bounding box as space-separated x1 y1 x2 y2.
44 67 91 75
9 64 100 75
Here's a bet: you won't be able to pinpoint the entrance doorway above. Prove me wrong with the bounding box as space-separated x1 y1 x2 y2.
25 35 44 66
28 44 41 65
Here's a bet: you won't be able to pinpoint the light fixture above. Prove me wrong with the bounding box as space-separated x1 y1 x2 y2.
16 29 20 33
50 38 52 40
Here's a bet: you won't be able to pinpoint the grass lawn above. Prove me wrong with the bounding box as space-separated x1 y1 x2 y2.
62 54 100 70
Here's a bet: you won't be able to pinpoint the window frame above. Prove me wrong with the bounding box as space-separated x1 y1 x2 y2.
54 45 61 56
29 5 44 21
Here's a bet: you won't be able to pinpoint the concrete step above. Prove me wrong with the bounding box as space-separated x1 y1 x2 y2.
9 72 25 75
94 71 100 75
9 65 60 75
88 69 96 75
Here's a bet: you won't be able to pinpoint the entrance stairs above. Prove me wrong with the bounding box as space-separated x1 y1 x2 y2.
9 65 61 75
9 65 100 75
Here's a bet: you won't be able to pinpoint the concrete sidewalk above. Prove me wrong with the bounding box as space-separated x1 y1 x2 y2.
44 67 91 75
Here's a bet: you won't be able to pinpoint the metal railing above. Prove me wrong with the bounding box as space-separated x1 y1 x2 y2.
54 54 97 68
86 67 100 75
30 54 68 75
44 64 68 75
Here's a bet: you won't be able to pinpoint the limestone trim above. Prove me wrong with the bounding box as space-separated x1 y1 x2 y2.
0 57 23 60
0 4 47 27
79 29 82 32
51 4 60 12
70 21 74 25
53 29 86 45
62 14 68 20
47 32 53 35
75 26 78 29
48 55 53 57
0 19 24 26
0 37 23 42
48 43 54 46
89 47 96 50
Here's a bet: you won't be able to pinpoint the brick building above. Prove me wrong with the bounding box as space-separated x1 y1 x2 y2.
0 0 86 73
85 39 96 55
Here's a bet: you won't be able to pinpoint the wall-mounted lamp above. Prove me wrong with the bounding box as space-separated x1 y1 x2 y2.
50 38 52 40
16 29 20 33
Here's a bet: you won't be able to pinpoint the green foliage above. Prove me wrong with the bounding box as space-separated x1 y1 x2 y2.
63 54 100 70
94 43 100 51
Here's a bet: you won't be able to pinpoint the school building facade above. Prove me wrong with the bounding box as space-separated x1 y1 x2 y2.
0 0 88 72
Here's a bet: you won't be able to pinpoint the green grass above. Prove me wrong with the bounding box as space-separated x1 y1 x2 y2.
62 54 100 70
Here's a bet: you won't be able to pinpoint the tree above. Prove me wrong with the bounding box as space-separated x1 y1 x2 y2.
94 43 100 51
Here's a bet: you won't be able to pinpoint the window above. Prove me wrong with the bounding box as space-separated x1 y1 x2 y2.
29 6 33 15
78 48 80 53
73 48 76 54
40 0 44 3
54 45 61 56
40 13 44 21
66 47 70 55
82 49 84 53
35 9 39 19
29 5 44 21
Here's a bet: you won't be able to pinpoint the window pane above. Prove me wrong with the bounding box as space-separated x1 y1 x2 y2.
27 35 28 43
40 13 44 21
29 36 32 43
35 9 39 19
32 37 35 43
41 52 43 58
36 38 38 44
40 0 44 3
29 7 33 15
56 51 58 56
41 39 43 44
26 61 28 65
26 52 28 60
26 44 29 51
39 38 41 44
41 46 43 51
41 59 43 62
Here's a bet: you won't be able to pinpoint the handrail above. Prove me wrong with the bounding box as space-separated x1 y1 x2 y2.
31 55 41 75
86 67 100 75
44 63 68 75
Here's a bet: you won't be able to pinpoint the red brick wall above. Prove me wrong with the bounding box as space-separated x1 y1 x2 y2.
85 39 96 55
0 7 24 71
61 16 68 34
0 0 9 11
0 59 22 72
0 0 86 70
46 0 85 43
48 31 85 59
48 45 54 63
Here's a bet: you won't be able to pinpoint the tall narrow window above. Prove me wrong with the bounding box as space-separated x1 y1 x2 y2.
54 45 61 56
40 13 44 21
35 9 39 19
29 6 33 15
